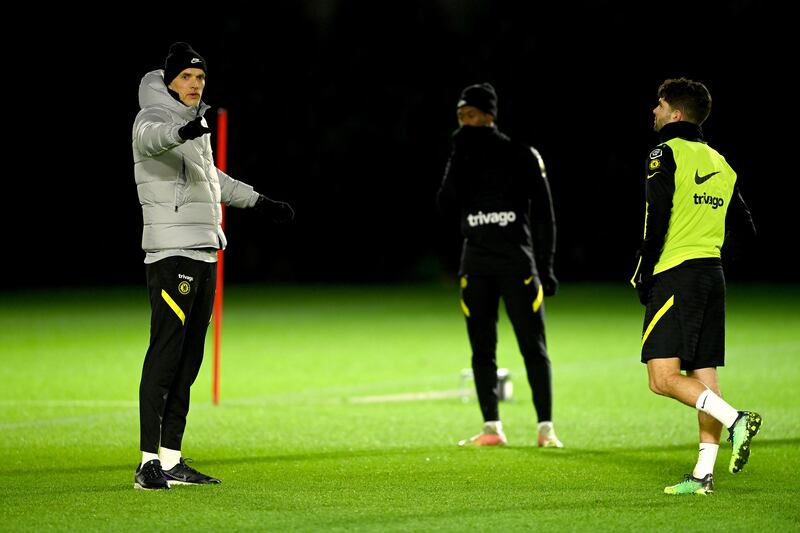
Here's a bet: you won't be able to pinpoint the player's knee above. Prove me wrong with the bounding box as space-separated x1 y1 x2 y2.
648 375 669 396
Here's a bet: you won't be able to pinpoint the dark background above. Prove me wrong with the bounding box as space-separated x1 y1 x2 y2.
8 1 793 289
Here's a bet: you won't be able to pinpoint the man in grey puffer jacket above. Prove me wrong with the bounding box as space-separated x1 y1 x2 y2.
131 42 293 490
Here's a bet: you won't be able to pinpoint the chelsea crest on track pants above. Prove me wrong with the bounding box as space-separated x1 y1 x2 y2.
139 256 216 453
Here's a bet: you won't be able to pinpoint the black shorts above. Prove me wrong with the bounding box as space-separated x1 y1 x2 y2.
640 259 725 371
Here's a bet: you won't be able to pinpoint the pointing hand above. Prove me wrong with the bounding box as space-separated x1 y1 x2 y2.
178 116 211 141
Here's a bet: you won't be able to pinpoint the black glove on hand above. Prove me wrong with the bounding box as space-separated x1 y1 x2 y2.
178 116 211 141
723 231 750 264
633 250 653 306
634 271 653 306
541 271 559 297
256 194 295 223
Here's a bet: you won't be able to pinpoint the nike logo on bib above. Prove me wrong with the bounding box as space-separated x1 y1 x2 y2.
695 170 720 184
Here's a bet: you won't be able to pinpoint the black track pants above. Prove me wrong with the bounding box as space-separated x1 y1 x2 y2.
139 256 216 453
460 274 553 423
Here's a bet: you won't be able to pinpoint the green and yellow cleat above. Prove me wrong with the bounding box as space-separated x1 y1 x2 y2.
664 474 714 495
728 411 762 474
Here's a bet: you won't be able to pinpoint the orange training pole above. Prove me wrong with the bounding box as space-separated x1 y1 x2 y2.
212 108 228 405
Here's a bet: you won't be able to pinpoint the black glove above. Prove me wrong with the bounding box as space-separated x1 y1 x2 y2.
723 231 753 264
178 116 211 141
540 270 559 297
634 271 653 306
256 194 295 223
632 249 654 306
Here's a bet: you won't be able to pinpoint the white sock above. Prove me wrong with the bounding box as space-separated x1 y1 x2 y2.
695 389 739 428
692 443 719 479
141 452 159 467
484 420 503 434
159 447 182 470
537 421 554 434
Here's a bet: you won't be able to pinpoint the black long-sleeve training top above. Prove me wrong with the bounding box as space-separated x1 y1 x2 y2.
437 125 556 278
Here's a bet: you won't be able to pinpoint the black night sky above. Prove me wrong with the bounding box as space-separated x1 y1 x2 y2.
8 1 793 289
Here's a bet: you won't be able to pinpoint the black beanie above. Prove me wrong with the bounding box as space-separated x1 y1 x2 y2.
163 42 207 86
457 83 498 117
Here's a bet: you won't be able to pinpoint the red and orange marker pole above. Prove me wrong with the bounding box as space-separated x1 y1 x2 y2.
212 108 228 405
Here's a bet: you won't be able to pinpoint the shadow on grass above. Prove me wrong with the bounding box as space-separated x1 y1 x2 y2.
5 436 797 477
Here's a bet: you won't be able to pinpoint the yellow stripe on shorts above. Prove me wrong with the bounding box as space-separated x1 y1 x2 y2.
161 289 186 325
532 283 543 313
641 295 674 348
460 275 470 317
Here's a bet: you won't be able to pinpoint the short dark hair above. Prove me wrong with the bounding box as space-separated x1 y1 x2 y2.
657 78 712 125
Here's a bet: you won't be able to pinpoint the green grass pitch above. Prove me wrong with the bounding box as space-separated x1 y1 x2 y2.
1 282 798 531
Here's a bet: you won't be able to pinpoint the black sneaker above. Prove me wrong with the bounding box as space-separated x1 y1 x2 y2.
134 459 169 490
163 457 221 486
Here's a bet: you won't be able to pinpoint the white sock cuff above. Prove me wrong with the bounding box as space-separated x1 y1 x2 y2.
141 452 159 466
695 389 712 410
159 447 182 470
484 420 503 433
692 442 720 479
695 389 739 428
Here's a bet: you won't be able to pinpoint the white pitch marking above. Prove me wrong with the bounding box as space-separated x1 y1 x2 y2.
348 389 468 404
0 400 136 407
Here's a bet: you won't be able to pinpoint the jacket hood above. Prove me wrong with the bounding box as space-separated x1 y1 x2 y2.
137 69 209 120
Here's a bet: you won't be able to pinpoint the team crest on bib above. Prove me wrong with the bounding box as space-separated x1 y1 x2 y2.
649 148 662 159
178 281 191 295
649 159 661 170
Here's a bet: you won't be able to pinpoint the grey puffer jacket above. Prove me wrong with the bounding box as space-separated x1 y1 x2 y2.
132 70 259 253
